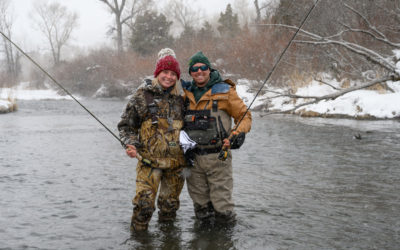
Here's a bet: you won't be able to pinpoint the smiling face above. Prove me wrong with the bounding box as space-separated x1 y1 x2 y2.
157 70 177 89
190 63 210 87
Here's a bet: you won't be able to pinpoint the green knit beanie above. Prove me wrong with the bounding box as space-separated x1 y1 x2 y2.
188 51 211 72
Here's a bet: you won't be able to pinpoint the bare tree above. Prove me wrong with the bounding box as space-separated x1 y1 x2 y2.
98 0 152 53
0 0 20 86
32 1 78 66
234 0 255 26
270 4 400 73
254 0 277 23
164 0 203 34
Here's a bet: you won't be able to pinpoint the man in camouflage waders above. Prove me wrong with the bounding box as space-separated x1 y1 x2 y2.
182 51 252 226
118 49 186 231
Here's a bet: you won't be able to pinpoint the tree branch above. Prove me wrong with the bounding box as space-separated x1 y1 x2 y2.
313 77 342 90
343 3 387 39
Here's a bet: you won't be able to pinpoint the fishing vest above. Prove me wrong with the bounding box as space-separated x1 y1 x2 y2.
138 79 185 168
184 82 232 153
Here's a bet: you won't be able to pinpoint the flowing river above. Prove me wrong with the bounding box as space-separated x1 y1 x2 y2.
1 99 399 250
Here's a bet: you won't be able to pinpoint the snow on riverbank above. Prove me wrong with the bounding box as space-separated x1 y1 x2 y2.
0 82 72 101
1 82 72 113
236 78 400 119
0 99 14 113
2 78 400 119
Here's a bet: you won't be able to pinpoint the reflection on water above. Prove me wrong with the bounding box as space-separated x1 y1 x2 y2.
1 100 399 249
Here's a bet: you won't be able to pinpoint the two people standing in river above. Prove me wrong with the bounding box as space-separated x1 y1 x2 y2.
118 49 251 231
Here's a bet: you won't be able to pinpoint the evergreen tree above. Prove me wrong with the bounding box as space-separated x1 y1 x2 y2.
130 11 173 55
199 21 215 41
217 4 240 37
179 25 196 41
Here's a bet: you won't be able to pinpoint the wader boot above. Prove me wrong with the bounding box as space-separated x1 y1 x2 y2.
130 219 148 232
158 211 177 222
130 201 155 232
215 210 236 227
194 202 215 225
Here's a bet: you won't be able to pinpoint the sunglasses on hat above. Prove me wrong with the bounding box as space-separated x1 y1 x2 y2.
190 65 209 73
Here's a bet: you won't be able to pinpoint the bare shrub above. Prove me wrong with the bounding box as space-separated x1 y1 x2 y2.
287 69 313 93
51 47 158 97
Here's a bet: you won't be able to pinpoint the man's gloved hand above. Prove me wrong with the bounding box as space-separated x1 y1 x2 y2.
230 132 245 149
184 148 196 167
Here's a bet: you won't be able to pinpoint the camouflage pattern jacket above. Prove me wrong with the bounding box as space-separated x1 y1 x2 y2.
118 79 185 167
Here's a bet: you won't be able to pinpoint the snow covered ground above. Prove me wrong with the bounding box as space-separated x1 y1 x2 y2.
0 99 13 113
0 82 72 101
0 82 72 113
1 78 400 119
236 77 400 119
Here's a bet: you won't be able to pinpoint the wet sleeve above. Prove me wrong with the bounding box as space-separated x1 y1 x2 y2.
228 88 252 133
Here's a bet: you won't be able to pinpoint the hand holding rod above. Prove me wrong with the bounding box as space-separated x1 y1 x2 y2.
125 144 154 167
218 131 239 161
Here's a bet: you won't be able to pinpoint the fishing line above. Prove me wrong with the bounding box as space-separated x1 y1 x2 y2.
233 0 320 132
0 30 126 148
218 0 320 160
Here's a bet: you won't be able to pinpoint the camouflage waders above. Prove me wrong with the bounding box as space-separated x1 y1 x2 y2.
131 161 184 231
118 79 186 231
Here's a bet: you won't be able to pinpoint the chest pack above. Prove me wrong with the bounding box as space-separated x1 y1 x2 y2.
184 86 232 151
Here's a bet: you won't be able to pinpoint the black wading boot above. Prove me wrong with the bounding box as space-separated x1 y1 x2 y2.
194 202 215 227
215 210 236 228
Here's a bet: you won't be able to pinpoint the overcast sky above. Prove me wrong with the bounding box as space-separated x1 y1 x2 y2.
11 0 238 50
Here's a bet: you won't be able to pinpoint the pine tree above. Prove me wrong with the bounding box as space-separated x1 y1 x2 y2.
179 25 196 41
199 21 215 41
130 11 173 55
217 4 240 37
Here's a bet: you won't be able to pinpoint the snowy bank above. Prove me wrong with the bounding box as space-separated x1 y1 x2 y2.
235 78 400 120
2 78 399 119
0 99 15 113
0 82 73 113
0 82 73 101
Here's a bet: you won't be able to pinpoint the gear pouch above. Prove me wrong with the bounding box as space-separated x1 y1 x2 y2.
184 110 211 130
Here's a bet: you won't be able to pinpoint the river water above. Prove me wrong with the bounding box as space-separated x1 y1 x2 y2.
1 99 399 250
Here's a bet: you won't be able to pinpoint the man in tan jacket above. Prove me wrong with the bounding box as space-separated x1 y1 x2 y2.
182 51 252 226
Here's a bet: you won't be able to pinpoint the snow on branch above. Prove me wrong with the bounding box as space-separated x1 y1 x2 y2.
254 6 400 73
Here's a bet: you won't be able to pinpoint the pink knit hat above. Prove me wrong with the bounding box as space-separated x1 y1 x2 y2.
153 48 181 79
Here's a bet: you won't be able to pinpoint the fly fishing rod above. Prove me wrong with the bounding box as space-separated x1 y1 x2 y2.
0 30 155 167
218 0 320 160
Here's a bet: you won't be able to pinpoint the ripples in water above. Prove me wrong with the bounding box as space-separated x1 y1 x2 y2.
1 100 399 249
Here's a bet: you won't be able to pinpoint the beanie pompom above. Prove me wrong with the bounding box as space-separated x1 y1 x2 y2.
158 48 176 59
